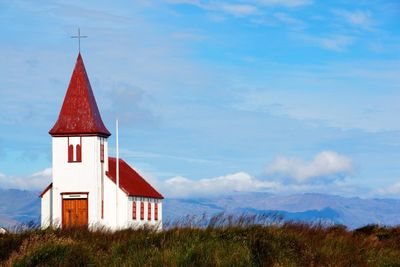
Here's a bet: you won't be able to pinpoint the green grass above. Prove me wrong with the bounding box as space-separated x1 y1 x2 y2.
2 218 400 266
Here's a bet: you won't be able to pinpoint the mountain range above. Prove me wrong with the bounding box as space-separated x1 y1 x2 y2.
0 189 399 229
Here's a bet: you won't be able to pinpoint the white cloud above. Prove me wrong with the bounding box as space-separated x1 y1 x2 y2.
334 9 373 29
376 182 400 196
0 168 52 190
167 0 326 17
161 172 280 197
266 151 352 182
32 168 52 178
303 34 355 51
258 0 312 8
218 3 258 17
165 0 259 17
274 12 306 29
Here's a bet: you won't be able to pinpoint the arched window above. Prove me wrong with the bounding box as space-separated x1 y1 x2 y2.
155 203 158 221
148 202 152 221
132 201 137 220
68 145 74 162
76 144 82 162
140 201 144 220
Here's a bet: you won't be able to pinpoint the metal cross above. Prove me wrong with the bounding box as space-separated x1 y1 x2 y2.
71 28 87 53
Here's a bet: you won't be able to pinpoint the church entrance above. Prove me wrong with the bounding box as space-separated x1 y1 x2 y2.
61 193 88 228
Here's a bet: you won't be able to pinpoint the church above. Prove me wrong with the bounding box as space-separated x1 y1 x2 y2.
40 53 163 230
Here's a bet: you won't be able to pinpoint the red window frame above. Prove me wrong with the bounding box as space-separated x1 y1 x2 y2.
132 201 137 220
155 203 158 221
68 137 82 163
100 143 104 162
148 202 152 221
140 201 144 220
68 145 74 162
76 144 82 162
101 200 104 219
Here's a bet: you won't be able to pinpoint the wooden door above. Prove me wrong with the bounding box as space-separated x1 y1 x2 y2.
62 198 88 228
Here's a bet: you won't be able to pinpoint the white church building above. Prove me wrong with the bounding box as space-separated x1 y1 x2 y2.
40 53 164 230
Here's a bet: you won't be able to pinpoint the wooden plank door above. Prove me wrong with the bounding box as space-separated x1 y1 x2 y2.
62 199 88 228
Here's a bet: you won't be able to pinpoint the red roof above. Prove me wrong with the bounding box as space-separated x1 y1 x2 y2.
107 157 164 199
39 183 53 198
49 53 111 137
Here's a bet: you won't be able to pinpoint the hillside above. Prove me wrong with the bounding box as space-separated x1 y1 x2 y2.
164 192 400 229
1 189 400 229
1 222 400 266
0 189 40 227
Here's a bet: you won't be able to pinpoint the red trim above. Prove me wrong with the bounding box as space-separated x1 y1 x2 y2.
68 137 74 162
148 202 152 221
140 201 144 220
132 201 137 220
101 200 104 219
52 133 111 138
100 143 104 162
39 183 53 198
76 144 82 162
155 203 158 221
68 137 82 163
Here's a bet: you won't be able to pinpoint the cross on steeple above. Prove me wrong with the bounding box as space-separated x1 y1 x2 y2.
71 28 87 53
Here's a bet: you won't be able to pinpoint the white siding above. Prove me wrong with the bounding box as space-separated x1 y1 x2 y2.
40 187 52 228
49 136 109 228
41 133 163 231
127 197 162 230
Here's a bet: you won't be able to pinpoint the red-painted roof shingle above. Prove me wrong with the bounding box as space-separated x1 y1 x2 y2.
107 157 164 199
49 53 111 137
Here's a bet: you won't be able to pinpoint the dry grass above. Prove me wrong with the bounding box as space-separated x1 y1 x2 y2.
1 215 400 266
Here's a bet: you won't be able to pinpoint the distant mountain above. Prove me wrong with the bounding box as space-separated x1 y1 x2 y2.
0 188 40 227
163 192 400 229
1 189 399 229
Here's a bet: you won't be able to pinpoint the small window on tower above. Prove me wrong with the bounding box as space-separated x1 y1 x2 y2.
68 145 74 162
148 202 152 221
100 143 104 162
76 144 82 162
132 201 137 220
140 202 144 220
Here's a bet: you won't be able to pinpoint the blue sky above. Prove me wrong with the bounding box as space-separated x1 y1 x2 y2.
0 0 399 198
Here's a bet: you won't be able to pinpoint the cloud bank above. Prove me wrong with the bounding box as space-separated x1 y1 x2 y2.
266 151 353 182
0 168 52 191
157 151 355 198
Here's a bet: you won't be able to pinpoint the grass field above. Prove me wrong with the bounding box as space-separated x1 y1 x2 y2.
1 215 400 266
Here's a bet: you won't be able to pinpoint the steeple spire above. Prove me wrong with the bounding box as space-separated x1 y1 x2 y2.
49 53 111 137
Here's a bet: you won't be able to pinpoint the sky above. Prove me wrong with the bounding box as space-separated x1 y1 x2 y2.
0 0 399 198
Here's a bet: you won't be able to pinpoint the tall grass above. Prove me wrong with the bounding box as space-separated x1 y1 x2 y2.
1 214 400 266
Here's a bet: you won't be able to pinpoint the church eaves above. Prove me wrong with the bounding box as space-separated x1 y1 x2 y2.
49 53 111 137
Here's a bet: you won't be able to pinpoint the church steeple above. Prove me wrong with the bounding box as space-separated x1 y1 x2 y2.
49 53 111 137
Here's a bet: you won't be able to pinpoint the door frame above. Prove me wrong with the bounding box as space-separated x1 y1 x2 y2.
61 192 89 228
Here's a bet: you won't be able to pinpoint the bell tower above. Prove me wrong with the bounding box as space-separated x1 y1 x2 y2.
48 53 111 227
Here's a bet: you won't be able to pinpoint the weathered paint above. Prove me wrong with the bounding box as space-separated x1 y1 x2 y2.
49 53 111 137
